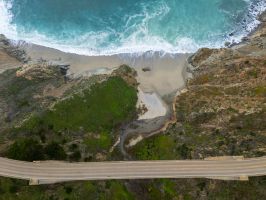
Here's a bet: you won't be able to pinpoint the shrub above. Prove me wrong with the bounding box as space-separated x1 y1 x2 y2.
44 142 67 160
20 76 138 134
7 138 44 161
69 150 81 161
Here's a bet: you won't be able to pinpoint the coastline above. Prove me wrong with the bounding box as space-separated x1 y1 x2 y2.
124 10 266 150
0 3 266 199
0 34 190 149
24 43 190 97
1 10 265 152
25 44 191 148
1 3 265 97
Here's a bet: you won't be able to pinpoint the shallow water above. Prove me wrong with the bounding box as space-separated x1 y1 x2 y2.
0 0 266 55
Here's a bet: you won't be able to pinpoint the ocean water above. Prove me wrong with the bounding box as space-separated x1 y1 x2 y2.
0 0 266 55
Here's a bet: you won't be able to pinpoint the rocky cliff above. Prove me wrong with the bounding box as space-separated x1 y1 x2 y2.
0 11 265 200
126 12 266 200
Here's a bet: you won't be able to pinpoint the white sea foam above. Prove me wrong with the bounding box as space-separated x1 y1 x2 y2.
0 0 265 56
0 0 17 38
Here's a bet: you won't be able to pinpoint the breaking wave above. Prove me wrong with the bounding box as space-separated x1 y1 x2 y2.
0 0 265 56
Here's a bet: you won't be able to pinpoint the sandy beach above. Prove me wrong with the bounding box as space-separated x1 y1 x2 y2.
22 43 191 123
25 43 190 97
0 33 191 141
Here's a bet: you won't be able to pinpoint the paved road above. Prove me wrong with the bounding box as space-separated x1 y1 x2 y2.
0 157 266 185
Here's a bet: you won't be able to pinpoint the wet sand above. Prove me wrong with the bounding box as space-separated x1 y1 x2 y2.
25 43 190 97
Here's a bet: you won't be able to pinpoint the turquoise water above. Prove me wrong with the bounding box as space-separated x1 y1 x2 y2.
0 0 265 55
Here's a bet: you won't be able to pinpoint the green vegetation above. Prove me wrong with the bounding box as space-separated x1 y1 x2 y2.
44 142 67 160
5 76 138 162
161 179 177 198
253 86 266 97
69 150 82 161
20 76 137 133
131 134 191 160
7 138 67 161
1 66 62 99
132 177 266 200
230 110 266 131
0 178 135 200
7 76 35 95
0 176 266 200
132 105 266 161
1 48 265 199
107 181 134 200
85 131 112 153
0 66 64 133
247 68 259 78
7 138 44 161
126 46 266 199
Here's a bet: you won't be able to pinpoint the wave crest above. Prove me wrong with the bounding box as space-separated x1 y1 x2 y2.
0 0 266 56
